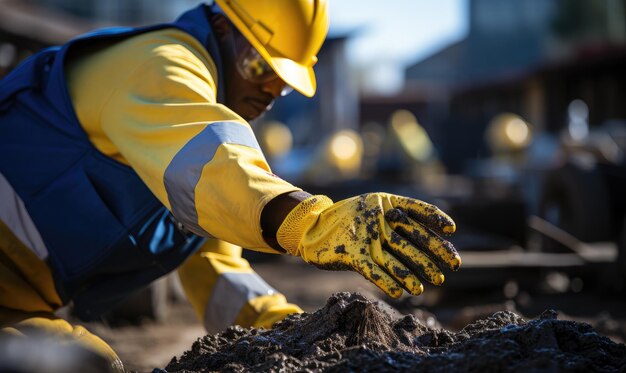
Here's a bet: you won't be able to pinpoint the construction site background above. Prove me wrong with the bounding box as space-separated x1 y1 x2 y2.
1 1 625 371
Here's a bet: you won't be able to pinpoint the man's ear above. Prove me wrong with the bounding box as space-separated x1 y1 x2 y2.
210 13 231 43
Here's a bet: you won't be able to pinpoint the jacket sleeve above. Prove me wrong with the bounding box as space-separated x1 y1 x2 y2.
73 30 300 251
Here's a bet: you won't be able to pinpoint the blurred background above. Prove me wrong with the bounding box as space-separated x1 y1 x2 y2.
2 0 626 371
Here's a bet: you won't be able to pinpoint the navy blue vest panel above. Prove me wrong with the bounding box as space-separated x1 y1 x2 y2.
0 5 222 320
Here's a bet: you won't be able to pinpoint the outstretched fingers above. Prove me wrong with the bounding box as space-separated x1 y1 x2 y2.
379 224 446 285
369 241 424 295
352 256 404 298
385 209 461 271
390 196 456 235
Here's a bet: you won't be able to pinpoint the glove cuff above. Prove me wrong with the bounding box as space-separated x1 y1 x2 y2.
276 195 334 255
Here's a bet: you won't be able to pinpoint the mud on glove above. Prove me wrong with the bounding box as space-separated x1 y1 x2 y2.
276 193 461 297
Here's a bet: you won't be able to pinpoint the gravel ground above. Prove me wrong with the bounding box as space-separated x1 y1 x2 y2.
161 293 626 372
83 257 626 372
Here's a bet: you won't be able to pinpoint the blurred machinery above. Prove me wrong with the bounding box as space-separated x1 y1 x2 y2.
444 104 626 294
531 101 626 289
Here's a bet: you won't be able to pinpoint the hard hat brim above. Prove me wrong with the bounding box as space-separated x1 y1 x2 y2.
268 57 317 98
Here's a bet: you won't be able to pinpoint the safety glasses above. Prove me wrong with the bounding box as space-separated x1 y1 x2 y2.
235 44 294 97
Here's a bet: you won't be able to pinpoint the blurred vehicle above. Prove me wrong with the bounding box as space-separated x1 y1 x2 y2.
532 111 626 289
441 107 626 293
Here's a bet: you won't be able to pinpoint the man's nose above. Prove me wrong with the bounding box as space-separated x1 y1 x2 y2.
262 78 289 98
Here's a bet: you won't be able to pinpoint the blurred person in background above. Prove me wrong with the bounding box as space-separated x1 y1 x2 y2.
0 0 461 369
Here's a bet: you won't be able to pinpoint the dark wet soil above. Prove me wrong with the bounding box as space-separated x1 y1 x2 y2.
156 292 626 373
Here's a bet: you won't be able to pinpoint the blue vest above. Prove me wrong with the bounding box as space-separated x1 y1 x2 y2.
0 5 223 320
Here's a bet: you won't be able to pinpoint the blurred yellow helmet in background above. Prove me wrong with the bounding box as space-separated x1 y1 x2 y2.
486 113 533 154
389 109 435 163
257 120 293 159
215 0 330 97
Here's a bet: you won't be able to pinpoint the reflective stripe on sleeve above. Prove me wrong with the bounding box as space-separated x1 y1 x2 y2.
0 172 48 259
163 121 261 236
203 272 276 334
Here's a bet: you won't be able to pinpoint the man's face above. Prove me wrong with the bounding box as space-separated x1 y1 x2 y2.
220 24 289 121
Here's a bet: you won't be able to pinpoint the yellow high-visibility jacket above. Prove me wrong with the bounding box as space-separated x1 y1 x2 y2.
0 27 301 333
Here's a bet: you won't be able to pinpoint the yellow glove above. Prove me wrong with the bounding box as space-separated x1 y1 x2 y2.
276 193 461 298
178 239 302 333
236 293 303 329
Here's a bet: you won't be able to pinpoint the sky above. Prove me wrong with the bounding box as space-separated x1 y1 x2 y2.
327 0 469 94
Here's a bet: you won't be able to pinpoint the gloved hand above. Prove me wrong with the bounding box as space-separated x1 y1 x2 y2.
243 293 303 329
276 193 461 297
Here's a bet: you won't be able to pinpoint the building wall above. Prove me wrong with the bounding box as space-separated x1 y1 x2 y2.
400 0 626 174
470 0 554 38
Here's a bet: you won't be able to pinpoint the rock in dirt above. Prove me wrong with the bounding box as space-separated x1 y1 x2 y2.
156 292 626 372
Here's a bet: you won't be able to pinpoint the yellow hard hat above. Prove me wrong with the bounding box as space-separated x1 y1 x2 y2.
487 113 533 153
214 0 329 97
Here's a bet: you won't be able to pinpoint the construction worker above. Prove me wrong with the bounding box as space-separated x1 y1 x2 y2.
0 0 461 370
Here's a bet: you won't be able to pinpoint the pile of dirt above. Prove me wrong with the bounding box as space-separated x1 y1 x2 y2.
156 293 626 372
